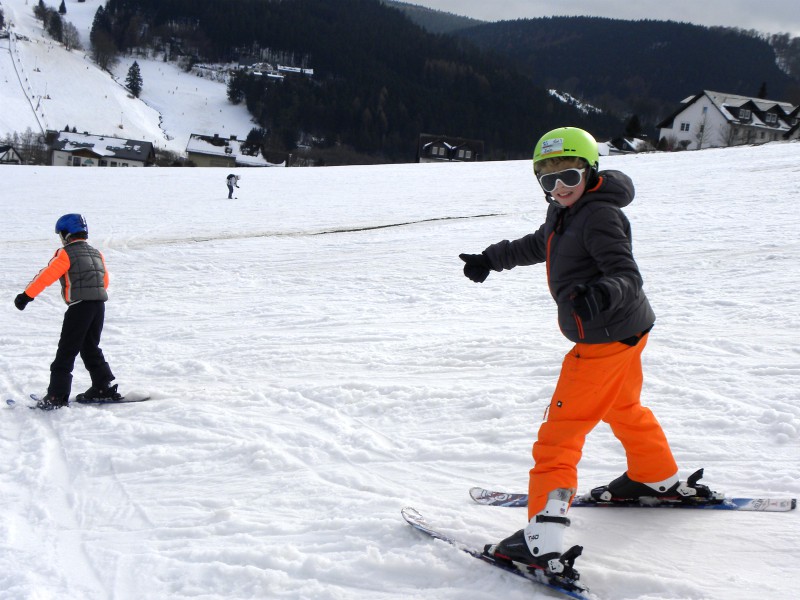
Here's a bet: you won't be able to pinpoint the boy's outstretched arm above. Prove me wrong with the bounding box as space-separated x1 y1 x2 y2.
17 249 71 308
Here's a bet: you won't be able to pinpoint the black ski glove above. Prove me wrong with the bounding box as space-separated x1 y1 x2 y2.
14 292 33 311
459 253 491 283
569 284 608 321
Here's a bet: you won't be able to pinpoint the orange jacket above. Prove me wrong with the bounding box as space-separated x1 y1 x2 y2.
25 242 109 304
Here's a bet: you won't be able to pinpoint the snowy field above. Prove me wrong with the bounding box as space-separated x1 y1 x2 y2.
1 142 799 600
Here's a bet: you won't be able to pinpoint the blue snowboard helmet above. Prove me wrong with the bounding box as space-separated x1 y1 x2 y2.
55 213 88 242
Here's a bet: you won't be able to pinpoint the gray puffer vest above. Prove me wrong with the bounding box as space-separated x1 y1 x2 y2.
62 241 108 304
482 170 655 344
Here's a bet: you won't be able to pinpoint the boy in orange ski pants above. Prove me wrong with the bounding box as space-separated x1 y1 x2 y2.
460 127 705 582
529 334 677 518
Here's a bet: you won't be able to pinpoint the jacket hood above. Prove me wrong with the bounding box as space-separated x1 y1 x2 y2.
583 170 635 209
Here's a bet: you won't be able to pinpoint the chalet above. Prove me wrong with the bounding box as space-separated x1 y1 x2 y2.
186 133 285 167
657 90 800 150
418 134 484 163
0 145 23 164
50 131 155 167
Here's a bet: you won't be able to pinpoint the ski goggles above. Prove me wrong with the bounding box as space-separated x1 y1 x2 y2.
537 167 586 193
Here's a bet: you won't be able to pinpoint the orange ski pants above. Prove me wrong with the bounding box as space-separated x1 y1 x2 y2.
527 334 678 519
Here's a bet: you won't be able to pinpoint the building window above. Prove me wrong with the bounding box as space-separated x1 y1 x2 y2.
99 159 108 167
71 157 81 166
457 149 465 158
110 161 117 167
702 106 708 114
465 150 472 159
680 122 690 132
740 109 751 121
765 113 777 125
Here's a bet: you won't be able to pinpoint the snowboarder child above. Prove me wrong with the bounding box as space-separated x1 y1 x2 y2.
226 173 240 199
14 214 122 410
460 127 707 579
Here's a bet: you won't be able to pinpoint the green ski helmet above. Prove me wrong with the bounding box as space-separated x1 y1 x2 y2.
532 127 599 174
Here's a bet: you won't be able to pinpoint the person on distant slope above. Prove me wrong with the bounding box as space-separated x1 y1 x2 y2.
14 214 122 410
459 127 710 581
226 173 240 199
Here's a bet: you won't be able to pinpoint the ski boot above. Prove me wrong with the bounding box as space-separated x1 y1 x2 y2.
78 383 124 403
484 490 584 588
36 392 69 411
590 468 719 504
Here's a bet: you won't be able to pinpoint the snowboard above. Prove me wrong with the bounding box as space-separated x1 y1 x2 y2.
5 392 152 410
401 507 592 599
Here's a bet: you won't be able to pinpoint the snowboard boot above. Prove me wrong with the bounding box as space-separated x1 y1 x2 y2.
591 468 713 502
36 392 69 411
82 383 123 402
485 490 582 581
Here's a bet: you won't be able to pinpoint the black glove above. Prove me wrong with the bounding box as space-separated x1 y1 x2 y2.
14 292 33 311
459 253 491 283
569 284 608 321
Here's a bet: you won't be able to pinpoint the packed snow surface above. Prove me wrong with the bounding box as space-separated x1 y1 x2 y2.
2 142 799 599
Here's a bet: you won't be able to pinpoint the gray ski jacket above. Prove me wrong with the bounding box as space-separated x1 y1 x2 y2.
482 170 655 344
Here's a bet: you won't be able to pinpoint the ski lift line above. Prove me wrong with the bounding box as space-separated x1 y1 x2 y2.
5 31 46 135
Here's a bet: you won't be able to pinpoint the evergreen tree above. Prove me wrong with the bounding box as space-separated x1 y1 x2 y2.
90 6 118 70
59 0 66 15
34 1 47 21
624 114 643 138
126 61 143 97
757 81 768 98
46 11 64 43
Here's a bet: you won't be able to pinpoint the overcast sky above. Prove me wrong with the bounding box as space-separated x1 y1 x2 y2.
408 0 800 37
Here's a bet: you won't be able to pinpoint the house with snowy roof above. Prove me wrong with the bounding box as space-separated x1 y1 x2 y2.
417 134 484 163
0 145 23 164
185 133 285 167
657 90 800 150
50 131 155 167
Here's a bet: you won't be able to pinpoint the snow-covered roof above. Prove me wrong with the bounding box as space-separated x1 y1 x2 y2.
659 90 799 132
186 133 283 167
52 131 154 162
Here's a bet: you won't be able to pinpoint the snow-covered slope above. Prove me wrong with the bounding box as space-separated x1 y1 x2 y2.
1 141 798 599
0 0 256 153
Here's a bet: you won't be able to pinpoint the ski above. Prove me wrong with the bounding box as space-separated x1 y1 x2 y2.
401 507 592 600
469 487 797 512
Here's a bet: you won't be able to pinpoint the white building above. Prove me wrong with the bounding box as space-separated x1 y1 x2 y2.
50 131 155 167
186 133 285 167
657 90 800 150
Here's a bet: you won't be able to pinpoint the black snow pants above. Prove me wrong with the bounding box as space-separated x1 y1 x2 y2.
49 300 114 398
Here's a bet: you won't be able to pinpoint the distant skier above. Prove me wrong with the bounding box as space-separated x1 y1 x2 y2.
226 173 240 199
13 214 122 410
460 127 709 581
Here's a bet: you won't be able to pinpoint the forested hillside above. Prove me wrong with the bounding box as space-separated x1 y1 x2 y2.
96 0 623 162
455 17 800 128
382 0 484 34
